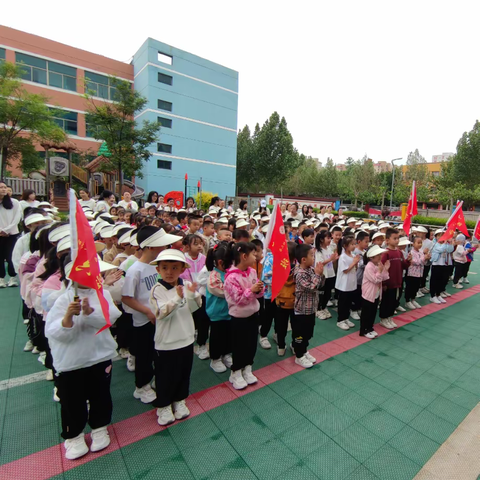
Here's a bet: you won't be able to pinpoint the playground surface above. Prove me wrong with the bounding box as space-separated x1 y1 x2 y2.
1 275 480 480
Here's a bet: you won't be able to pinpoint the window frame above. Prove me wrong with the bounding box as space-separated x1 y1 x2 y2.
157 160 172 170
157 117 172 129
158 72 173 86
84 71 117 100
157 99 173 112
50 109 78 135
157 143 172 154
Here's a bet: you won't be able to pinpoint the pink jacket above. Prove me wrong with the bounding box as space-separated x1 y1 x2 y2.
179 253 206 285
361 262 390 303
224 266 264 318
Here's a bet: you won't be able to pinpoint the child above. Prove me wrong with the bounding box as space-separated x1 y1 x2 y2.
186 215 201 235
335 237 361 331
217 226 233 243
45 257 122 460
371 232 385 247
405 236 429 309
224 242 264 390
379 228 411 328
122 226 178 403
452 234 468 288
180 234 210 360
292 244 324 367
201 220 216 255
315 231 338 319
463 237 476 284
206 243 233 372
351 231 370 320
274 242 297 356
149 249 201 425
359 245 390 338
301 228 315 246
430 230 454 304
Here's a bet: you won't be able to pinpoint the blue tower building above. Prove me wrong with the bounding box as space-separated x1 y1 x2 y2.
132 38 239 200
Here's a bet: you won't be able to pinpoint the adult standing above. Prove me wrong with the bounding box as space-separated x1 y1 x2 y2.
0 181 22 287
185 197 196 213
145 191 159 209
286 202 303 222
118 191 139 212
19 189 39 213
96 190 116 214
78 189 96 211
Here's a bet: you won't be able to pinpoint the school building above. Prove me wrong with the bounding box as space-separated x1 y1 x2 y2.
0 26 239 199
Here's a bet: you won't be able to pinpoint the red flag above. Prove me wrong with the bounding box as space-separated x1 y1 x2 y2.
69 189 110 333
403 181 417 235
474 215 480 241
265 203 290 300
439 201 468 241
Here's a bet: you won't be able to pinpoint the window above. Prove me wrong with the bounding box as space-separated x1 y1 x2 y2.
16 53 76 91
0 48 5 61
157 117 172 128
157 52 173 65
85 71 117 100
157 160 172 170
158 72 173 85
157 99 172 112
157 143 172 154
86 123 101 139
50 109 78 135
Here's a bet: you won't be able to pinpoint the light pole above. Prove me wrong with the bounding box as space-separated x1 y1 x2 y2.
390 158 402 208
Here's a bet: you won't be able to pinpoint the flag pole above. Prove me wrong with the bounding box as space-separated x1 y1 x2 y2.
73 282 79 302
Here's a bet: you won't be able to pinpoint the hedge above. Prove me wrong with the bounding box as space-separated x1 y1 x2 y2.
412 215 476 230
340 211 369 219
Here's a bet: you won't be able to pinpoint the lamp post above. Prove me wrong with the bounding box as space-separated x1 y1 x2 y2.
390 158 402 208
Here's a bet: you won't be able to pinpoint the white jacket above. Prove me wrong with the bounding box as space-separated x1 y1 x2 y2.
45 287 121 373
150 279 201 351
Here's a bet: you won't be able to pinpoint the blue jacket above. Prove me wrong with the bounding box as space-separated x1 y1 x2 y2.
431 240 454 264
206 268 231 322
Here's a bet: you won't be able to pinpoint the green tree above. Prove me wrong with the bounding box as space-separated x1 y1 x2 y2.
0 62 66 177
283 155 320 196
236 125 254 192
318 157 339 197
404 148 430 185
453 120 480 189
84 77 161 187
340 156 376 207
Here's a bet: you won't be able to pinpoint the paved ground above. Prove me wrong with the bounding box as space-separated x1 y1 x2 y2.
1 271 480 480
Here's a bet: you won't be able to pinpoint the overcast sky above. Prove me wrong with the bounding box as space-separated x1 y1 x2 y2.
3 0 479 165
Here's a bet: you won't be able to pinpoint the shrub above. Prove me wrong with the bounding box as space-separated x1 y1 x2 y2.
194 191 218 212
412 215 475 230
342 210 369 219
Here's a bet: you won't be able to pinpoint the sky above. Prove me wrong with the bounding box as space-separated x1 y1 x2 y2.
3 0 480 166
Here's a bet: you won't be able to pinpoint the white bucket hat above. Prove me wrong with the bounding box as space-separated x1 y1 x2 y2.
236 219 249 229
372 232 385 240
367 245 387 258
150 249 190 267
346 217 356 224
398 237 411 246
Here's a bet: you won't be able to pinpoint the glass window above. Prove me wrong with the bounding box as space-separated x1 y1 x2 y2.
0 48 5 61
157 143 172 154
158 73 173 86
50 109 78 135
15 52 76 91
158 99 172 111
86 123 101 138
157 160 172 170
157 117 172 128
84 71 117 100
157 52 173 65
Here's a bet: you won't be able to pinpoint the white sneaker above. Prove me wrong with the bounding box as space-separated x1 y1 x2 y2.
197 344 210 360
345 319 355 328
305 352 317 364
229 369 248 390
397 305 406 312
272 333 278 344
7 276 18 287
371 330 379 337
380 318 394 329
157 406 175 426
277 347 286 356
327 300 334 307
210 358 227 373
259 337 272 349
458 278 463 284
23 319 29 325
23 340 33 352
443 291 452 297
118 348 129 359
133 384 156 403
416 291 424 298
126 355 135 372
453 284 463 289
173 400 190 420
351 311 360 320
438 296 447 304
64 433 89 460
422 287 430 294
295 355 313 369
337 321 350 331
463 278 470 284
53 387 60 402
90 427 110 452
31 346 39 354
440 292 448 298
430 297 441 304
242 365 258 385
317 310 327 320
389 318 398 328
365 332 376 339
0 278 6 288
412 301 422 309
323 309 332 319
38 352 46 365
46 369 54 381
222 354 233 368
405 302 416 310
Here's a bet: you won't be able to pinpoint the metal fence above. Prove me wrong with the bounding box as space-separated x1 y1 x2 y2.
4 178 46 196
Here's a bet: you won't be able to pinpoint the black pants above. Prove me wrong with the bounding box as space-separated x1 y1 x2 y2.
453 262 468 284
352 285 362 311
465 262 471 278
231 313 259 372
133 322 155 388
420 265 431 289
360 297 379 335
319 277 335 310
259 298 277 338
153 344 193 408
56 360 113 439
0 234 18 278
274 308 292 349
116 309 133 350
209 320 232 360
193 296 210 347
337 290 356 322
430 266 448 298
291 313 315 358
397 280 404 308
405 276 422 302
379 288 399 319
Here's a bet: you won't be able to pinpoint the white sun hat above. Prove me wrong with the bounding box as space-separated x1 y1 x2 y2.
367 245 387 258
260 224 269 233
65 255 116 279
346 217 357 224
140 229 179 249
372 231 385 240
338 220 346 226
94 221 110 235
56 236 71 253
434 228 444 236
48 224 70 243
118 229 134 245
25 213 53 226
95 241 106 253
305 219 315 226
216 217 228 224
150 248 190 267
398 237 411 246
236 219 249 229
291 221 300 228
413 226 428 233
379 223 391 229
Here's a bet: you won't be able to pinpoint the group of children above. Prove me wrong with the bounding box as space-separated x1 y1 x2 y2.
10 197 477 462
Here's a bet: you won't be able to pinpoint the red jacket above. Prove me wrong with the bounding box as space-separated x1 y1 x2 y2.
381 249 409 289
